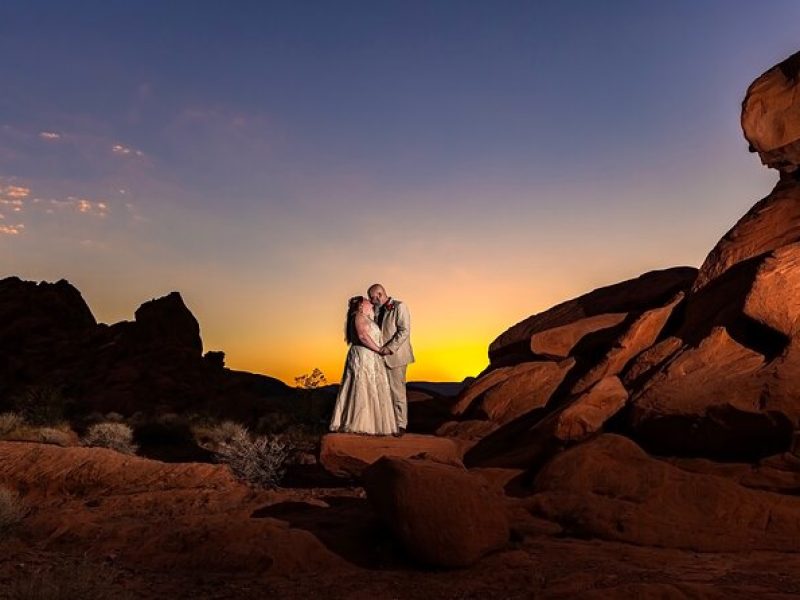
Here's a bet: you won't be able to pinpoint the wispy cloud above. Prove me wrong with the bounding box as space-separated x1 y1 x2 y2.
75 197 109 216
1 185 30 199
46 196 110 217
39 131 61 140
0 175 128 239
112 143 144 157
0 223 24 235
0 184 29 215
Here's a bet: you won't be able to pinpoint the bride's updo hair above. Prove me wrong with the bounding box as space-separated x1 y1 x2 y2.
345 295 366 344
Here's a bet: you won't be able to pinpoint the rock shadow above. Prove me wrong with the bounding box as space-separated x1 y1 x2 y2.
281 463 352 489
251 496 413 570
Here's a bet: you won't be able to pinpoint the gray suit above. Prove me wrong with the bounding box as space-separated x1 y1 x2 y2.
378 298 414 428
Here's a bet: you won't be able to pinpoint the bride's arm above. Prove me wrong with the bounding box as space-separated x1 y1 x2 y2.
354 315 383 353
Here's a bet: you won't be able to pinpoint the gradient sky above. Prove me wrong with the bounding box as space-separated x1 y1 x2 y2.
1 1 798 384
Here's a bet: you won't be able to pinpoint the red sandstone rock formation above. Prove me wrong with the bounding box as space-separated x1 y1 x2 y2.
0 441 344 573
363 456 509 567
742 50 800 173
530 435 800 552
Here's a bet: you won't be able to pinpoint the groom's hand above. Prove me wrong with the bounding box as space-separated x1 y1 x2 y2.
380 347 393 355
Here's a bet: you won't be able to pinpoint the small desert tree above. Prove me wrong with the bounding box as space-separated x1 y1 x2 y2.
11 384 70 426
294 368 328 389
290 368 334 429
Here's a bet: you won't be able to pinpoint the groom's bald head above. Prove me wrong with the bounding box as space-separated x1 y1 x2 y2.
368 283 388 307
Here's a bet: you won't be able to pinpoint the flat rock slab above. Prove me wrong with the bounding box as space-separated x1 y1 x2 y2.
476 358 574 425
531 434 800 553
320 433 462 478
0 442 345 574
529 312 627 358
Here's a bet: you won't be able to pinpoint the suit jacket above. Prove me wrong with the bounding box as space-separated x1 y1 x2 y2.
379 299 415 368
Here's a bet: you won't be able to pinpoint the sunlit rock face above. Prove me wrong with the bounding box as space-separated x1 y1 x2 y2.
530 434 800 552
694 175 800 292
487 267 697 369
363 456 509 568
441 50 800 465
742 50 800 173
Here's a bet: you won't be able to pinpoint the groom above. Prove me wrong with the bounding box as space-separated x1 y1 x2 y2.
368 283 414 437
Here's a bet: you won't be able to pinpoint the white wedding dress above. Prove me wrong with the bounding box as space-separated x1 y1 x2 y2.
329 317 398 435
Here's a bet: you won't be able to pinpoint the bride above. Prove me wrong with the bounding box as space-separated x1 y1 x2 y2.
329 296 399 435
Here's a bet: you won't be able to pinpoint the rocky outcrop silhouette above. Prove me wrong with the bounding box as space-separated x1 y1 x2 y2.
0 276 290 418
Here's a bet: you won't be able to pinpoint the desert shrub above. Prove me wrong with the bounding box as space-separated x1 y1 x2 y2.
0 412 23 437
35 427 74 447
0 420 77 447
192 420 248 450
82 422 138 455
0 486 26 537
280 423 322 454
11 384 70 426
215 429 291 488
132 412 194 446
256 411 294 434
6 559 133 600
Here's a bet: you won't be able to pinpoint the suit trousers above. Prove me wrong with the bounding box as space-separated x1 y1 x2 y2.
386 364 408 428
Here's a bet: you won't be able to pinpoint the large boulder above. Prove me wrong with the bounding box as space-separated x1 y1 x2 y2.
450 366 514 416
464 376 627 469
694 176 800 292
629 244 800 459
621 336 684 389
529 313 627 358
629 327 776 458
474 359 574 425
530 434 800 552
555 376 628 442
686 240 800 341
741 50 800 173
488 267 697 367
435 419 499 457
319 432 462 478
570 293 684 394
363 456 509 567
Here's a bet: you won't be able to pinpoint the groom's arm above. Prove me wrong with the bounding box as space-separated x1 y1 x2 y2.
384 303 411 353
355 316 383 353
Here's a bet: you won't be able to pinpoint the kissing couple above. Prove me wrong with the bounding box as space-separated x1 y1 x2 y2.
329 283 414 437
